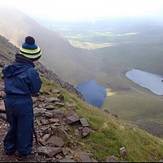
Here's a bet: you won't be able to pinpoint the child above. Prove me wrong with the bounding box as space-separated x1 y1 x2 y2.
2 36 42 161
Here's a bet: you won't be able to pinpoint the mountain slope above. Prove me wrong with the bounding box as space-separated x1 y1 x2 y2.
0 32 163 162
0 35 83 99
0 7 99 85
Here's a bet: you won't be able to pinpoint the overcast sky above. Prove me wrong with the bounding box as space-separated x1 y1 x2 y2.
1 0 163 20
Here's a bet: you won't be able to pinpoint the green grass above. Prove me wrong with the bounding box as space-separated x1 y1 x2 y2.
41 77 163 162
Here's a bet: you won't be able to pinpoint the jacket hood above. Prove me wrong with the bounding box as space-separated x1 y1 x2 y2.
2 62 32 78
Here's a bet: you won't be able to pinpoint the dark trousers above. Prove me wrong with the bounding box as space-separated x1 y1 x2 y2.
4 95 34 155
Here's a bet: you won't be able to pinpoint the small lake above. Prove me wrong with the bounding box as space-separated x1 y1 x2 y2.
126 69 163 95
75 80 106 108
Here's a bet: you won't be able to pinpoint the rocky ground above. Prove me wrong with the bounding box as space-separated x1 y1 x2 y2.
0 74 122 162
0 89 94 162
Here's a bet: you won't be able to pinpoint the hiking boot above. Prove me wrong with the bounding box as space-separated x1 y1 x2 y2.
17 154 27 161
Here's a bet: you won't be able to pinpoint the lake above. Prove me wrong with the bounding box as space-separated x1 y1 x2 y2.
126 69 163 95
75 80 106 108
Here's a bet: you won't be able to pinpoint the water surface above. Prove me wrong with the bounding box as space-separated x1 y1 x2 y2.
126 69 163 95
76 80 106 108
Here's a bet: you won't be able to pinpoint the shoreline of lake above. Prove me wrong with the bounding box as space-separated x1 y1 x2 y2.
126 69 163 95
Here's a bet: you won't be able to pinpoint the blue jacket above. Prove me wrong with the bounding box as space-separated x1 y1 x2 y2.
2 61 42 95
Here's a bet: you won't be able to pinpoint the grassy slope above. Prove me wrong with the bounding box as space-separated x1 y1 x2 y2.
42 77 163 162
90 43 163 138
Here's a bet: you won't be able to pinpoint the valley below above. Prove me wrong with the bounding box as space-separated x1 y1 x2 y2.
35 17 163 138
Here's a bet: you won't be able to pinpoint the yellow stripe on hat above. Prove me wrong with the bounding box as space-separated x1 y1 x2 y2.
20 51 42 59
20 46 41 55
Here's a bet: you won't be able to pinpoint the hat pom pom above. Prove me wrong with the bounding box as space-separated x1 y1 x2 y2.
25 36 35 45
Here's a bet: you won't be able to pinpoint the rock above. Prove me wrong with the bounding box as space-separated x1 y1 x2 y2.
59 158 76 162
65 109 79 125
50 89 60 94
112 114 118 119
0 91 5 98
40 119 49 125
62 147 71 156
55 102 65 107
80 117 89 127
38 138 46 146
65 102 76 107
47 97 60 103
42 133 51 141
119 147 127 157
0 62 5 67
49 118 60 124
106 155 119 162
73 150 92 162
81 127 90 137
44 90 51 95
0 101 5 113
104 109 110 114
0 113 6 121
32 96 38 103
34 107 45 117
51 127 69 146
45 104 55 110
47 136 65 147
36 146 62 158
51 110 65 119
44 111 54 118
57 93 64 102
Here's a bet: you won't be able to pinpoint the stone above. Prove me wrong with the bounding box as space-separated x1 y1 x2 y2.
34 107 45 117
45 105 55 110
47 97 60 103
65 109 79 125
42 133 51 141
80 117 89 127
57 93 64 102
0 113 6 121
49 118 60 124
36 146 62 158
119 147 127 157
47 136 65 147
65 102 75 107
55 102 65 107
44 90 51 95
81 127 90 137
0 101 5 113
51 127 69 146
38 138 46 146
40 119 49 125
73 150 92 162
44 111 54 118
59 158 76 162
105 155 119 162
50 89 60 94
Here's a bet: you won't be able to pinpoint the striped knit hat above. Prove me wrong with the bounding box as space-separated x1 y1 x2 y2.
19 36 42 61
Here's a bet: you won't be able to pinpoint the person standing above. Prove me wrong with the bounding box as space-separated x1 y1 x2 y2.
2 36 42 161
